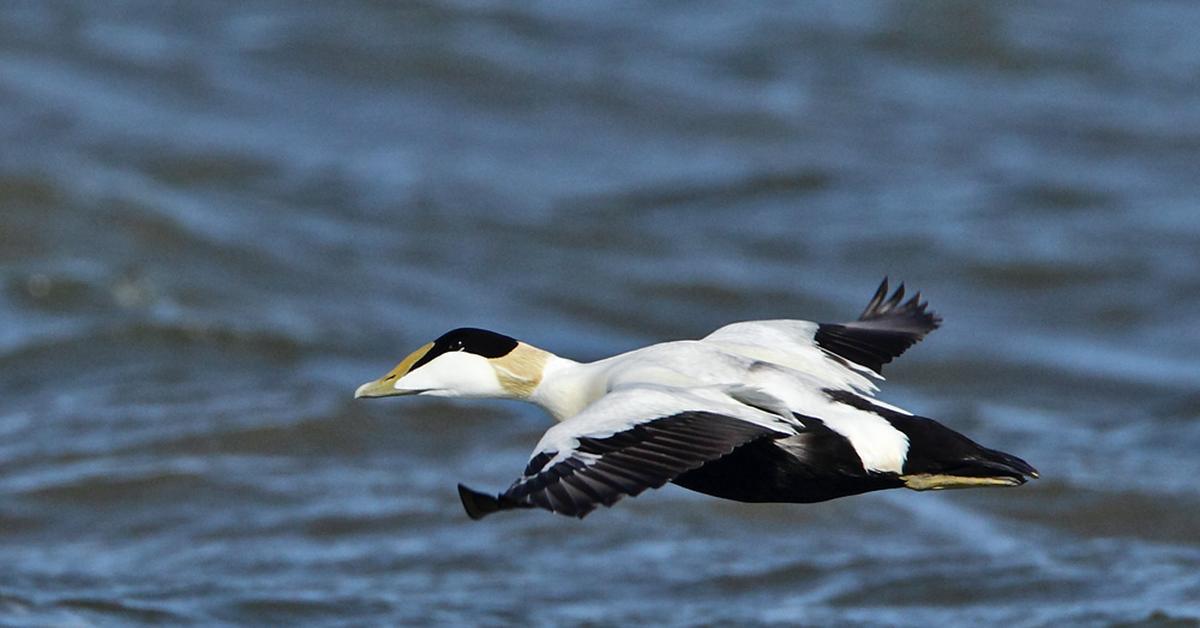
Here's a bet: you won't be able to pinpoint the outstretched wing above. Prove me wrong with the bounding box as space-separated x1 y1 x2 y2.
813 278 941 375
457 385 796 520
702 278 940 386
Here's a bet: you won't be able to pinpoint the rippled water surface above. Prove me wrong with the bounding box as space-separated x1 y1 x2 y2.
2 2 1199 626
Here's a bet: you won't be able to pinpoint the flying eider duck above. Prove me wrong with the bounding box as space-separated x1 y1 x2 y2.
355 279 1037 520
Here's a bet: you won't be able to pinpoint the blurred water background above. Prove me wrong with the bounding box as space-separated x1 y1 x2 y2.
2 1 1199 626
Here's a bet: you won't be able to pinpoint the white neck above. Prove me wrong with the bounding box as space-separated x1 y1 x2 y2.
529 353 605 422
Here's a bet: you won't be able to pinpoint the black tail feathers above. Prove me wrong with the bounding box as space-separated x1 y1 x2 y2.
949 445 1040 482
825 389 1038 490
892 415 1039 488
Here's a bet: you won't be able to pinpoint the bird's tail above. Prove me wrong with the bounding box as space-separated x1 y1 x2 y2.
826 390 1038 490
890 415 1039 490
901 445 1039 490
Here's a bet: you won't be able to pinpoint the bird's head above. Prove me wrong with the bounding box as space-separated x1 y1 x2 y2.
354 327 547 400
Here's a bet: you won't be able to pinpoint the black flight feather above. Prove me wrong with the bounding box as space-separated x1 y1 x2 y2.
459 411 781 520
814 277 942 374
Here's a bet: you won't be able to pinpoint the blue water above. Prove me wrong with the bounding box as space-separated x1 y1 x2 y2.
2 2 1199 625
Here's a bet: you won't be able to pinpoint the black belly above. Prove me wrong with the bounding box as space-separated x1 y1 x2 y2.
672 432 904 504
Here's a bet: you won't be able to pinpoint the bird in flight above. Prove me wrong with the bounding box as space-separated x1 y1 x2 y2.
356 279 1037 519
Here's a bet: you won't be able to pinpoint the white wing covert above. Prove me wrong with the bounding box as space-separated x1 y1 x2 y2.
702 278 940 392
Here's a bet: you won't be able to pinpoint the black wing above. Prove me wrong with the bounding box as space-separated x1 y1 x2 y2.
813 277 941 374
457 411 780 520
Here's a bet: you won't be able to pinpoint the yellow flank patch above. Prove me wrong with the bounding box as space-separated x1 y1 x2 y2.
491 343 548 397
901 474 1021 490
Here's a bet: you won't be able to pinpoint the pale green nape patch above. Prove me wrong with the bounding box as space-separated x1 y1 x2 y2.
491 343 549 398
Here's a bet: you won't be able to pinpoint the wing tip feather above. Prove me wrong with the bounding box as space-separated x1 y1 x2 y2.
858 277 942 333
458 483 502 520
815 278 942 374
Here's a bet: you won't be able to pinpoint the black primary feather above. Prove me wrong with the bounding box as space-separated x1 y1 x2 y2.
814 277 942 374
458 411 781 520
